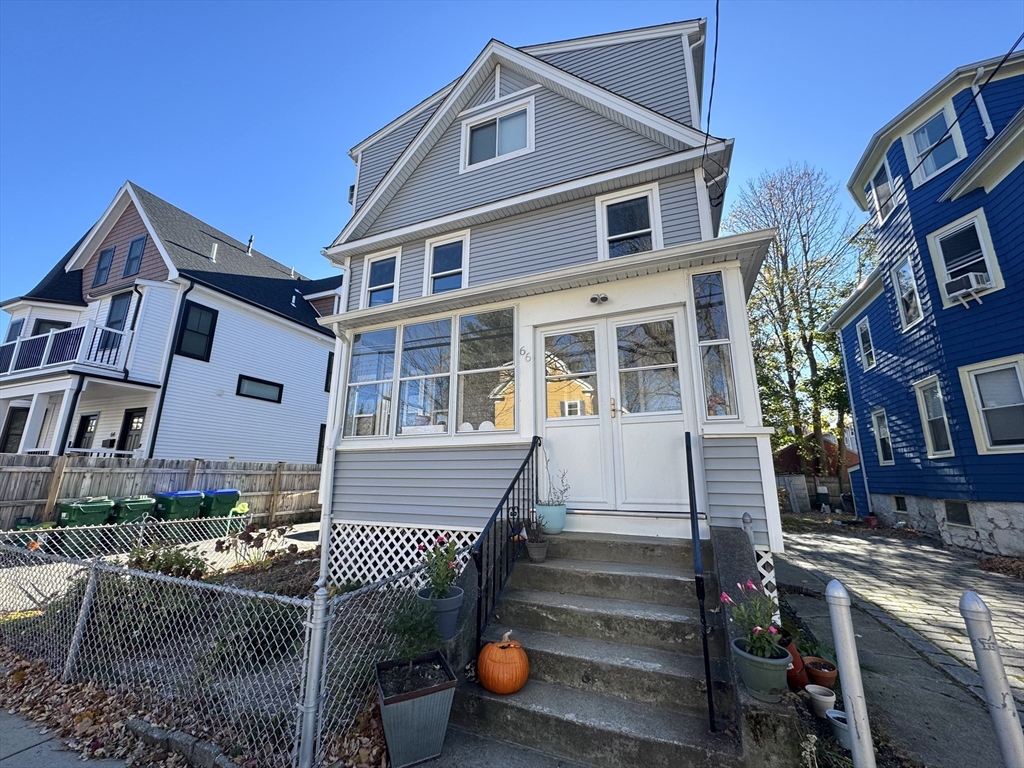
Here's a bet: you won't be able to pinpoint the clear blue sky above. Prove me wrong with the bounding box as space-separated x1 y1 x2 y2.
1 0 1020 336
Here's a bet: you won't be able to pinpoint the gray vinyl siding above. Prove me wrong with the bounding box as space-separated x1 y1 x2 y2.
332 443 532 528
399 241 426 301
347 258 363 310
659 173 702 246
356 104 437 211
364 87 673 236
500 68 538 96
702 436 769 547
467 71 497 109
469 197 597 286
538 36 693 126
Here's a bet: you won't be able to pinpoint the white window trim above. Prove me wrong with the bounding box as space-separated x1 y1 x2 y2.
422 230 471 297
958 354 1024 455
913 375 955 459
868 156 897 225
872 408 895 466
360 248 401 310
890 256 925 331
459 94 536 174
856 317 876 371
595 182 664 262
901 102 967 188
926 208 1005 309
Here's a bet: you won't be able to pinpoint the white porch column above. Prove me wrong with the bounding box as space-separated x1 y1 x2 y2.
48 386 78 455
17 392 50 453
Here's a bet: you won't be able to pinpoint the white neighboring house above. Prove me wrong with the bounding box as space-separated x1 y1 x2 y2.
316 20 784 582
0 182 342 463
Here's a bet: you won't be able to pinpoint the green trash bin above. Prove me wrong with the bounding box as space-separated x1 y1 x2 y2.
200 489 240 518
57 498 115 527
113 496 156 524
154 491 204 521
56 498 114 558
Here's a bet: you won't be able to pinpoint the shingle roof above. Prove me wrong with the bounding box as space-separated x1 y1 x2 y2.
1 235 89 308
300 275 346 295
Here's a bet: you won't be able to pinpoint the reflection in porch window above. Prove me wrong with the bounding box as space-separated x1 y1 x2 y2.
344 328 396 437
398 320 451 435
616 321 681 413
545 331 599 418
457 309 515 431
693 272 737 417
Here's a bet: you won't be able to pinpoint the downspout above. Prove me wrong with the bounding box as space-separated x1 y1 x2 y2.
56 374 84 456
316 325 350 586
837 331 871 514
147 280 194 458
124 285 145 380
687 33 705 129
972 67 995 140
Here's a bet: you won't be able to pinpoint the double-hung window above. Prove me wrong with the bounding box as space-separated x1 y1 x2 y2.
425 232 468 295
872 409 894 465
176 301 218 361
364 252 398 308
856 318 876 370
693 271 737 418
462 97 533 172
867 160 895 223
926 210 1003 306
4 318 24 343
904 105 966 186
98 292 132 352
123 235 147 277
891 258 923 329
596 184 662 260
914 376 953 458
93 247 115 287
959 355 1024 454
343 328 396 437
398 320 452 434
457 309 515 431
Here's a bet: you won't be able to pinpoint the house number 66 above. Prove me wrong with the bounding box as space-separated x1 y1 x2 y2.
519 346 532 362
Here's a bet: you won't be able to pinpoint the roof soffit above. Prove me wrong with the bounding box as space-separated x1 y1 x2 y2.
333 39 717 247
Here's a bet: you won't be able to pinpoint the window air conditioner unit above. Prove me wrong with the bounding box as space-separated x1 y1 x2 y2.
945 272 991 304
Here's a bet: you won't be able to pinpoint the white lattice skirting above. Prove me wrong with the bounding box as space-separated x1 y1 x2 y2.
755 547 781 625
328 522 479 586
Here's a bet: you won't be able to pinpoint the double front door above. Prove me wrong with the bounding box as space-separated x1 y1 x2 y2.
539 311 691 513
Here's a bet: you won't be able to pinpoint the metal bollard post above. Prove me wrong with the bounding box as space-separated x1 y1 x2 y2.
63 561 99 683
959 591 1024 768
825 579 876 768
741 511 754 547
298 586 330 768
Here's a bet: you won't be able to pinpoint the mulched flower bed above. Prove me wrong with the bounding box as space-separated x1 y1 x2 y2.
977 556 1024 580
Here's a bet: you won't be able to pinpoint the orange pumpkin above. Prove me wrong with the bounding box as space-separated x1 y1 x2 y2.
478 630 529 694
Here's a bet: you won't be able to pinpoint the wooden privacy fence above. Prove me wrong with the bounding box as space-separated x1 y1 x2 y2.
0 453 322 530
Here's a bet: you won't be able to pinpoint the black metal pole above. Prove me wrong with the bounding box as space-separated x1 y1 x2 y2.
686 432 716 733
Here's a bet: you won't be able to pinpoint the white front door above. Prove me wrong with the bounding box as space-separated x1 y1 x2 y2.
538 311 690 513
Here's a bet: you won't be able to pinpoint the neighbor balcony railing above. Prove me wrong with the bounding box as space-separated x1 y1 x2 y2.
0 321 132 376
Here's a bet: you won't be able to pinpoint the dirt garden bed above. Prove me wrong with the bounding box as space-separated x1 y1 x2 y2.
780 512 928 541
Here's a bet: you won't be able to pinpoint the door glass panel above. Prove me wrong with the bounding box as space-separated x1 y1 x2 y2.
545 331 599 418
616 321 681 413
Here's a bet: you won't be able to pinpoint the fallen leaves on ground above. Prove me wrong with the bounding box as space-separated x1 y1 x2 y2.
781 513 927 540
322 692 389 768
978 556 1024 580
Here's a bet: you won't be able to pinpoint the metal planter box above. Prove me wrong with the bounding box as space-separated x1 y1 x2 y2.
375 651 457 768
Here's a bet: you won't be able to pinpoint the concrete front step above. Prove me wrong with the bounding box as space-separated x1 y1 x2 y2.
451 679 742 768
545 531 713 570
440 725 598 767
510 557 718 608
492 588 725 656
484 625 733 717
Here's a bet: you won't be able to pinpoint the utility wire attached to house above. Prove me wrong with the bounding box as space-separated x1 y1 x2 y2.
845 30 1024 250
700 0 728 208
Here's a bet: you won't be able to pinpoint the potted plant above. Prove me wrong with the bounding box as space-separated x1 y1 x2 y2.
722 580 791 703
537 455 570 534
376 592 457 768
525 512 548 563
416 535 464 640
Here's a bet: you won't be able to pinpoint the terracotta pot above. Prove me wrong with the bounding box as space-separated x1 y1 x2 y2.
785 641 809 691
804 656 838 689
865 515 880 528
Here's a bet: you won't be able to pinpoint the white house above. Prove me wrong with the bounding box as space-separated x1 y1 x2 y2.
0 182 342 463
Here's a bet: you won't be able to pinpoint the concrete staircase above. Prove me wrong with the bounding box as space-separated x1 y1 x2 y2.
450 532 742 768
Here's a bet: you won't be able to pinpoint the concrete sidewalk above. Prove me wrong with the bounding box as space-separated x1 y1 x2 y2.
777 556 1009 768
0 711 125 767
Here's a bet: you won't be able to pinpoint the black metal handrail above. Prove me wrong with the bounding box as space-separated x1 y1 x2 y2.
471 435 542 651
685 431 716 732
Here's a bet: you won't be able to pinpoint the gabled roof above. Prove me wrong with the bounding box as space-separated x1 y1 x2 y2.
333 37 720 247
299 275 346 296
939 105 1024 201
847 50 1024 210
1 235 89 308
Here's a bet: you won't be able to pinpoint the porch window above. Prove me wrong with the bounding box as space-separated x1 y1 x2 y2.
398 320 452 434
616 321 682 412
123 235 147 277
545 330 599 418
457 308 515 431
32 319 71 336
343 328 396 437
914 377 953 458
93 247 115 287
872 409 894 465
856 318 876 370
693 271 737 417
176 301 218 362
4 318 23 343
891 258 923 329
365 254 398 308
426 233 467 295
99 292 132 352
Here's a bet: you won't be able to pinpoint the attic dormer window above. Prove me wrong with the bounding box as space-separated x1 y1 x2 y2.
460 96 534 173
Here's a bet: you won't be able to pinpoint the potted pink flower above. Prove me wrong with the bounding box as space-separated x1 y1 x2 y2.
721 579 791 702
416 536 464 640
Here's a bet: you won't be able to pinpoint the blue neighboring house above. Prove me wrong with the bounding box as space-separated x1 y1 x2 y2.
826 52 1023 557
